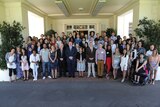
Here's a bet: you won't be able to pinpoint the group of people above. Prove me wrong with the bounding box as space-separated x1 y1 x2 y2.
5 31 160 84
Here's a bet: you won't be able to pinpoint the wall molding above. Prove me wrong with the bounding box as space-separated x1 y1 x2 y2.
21 0 47 16
115 0 139 15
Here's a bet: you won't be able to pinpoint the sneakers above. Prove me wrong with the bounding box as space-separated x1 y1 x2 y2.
106 74 110 80
48 76 52 79
121 79 125 83
33 79 37 81
42 76 51 79
106 74 108 78
152 81 155 85
42 77 46 80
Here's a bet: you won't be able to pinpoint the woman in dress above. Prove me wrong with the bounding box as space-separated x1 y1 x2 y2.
149 49 159 84
16 47 22 79
134 53 147 84
130 43 138 75
120 49 129 83
21 48 29 81
49 45 58 79
112 48 121 79
77 47 86 77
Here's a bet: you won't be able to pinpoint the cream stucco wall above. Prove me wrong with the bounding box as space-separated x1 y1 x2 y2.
0 2 5 23
52 18 110 35
44 16 53 31
4 2 22 23
109 15 117 30
139 0 160 20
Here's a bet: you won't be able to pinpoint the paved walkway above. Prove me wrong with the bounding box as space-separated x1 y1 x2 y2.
0 78 160 107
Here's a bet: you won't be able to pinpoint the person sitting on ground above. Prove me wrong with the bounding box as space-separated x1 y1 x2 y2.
134 53 147 84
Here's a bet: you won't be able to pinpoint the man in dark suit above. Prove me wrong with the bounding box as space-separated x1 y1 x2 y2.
57 43 66 77
65 41 77 77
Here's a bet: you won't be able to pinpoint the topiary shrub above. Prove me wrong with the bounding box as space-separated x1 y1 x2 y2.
134 17 160 52
0 21 25 69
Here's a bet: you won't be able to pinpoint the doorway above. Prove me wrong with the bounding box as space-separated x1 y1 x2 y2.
73 30 88 38
117 10 133 38
79 30 88 38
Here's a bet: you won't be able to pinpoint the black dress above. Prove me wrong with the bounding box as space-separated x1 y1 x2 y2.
49 51 58 69
135 60 146 76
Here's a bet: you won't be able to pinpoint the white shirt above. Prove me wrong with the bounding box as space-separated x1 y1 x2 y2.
120 55 129 67
146 50 153 57
131 49 137 61
111 44 116 54
30 54 40 69
7 55 16 69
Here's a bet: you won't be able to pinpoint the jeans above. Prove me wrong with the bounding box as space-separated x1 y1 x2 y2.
16 63 23 78
88 63 96 77
32 64 38 80
42 62 50 77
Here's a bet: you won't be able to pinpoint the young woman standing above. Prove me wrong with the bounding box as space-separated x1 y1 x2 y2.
49 45 58 79
149 49 159 85
112 48 121 79
120 49 129 83
5 48 17 82
30 50 40 81
105 45 112 79
77 47 86 77
21 48 30 81
16 47 22 79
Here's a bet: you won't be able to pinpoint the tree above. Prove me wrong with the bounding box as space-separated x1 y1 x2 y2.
0 21 25 69
134 17 160 52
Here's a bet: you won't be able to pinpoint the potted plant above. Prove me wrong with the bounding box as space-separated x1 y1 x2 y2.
45 29 56 37
106 28 116 37
0 21 25 81
134 17 160 52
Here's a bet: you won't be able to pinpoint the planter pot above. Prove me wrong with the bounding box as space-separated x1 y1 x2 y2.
0 69 15 82
155 67 160 81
